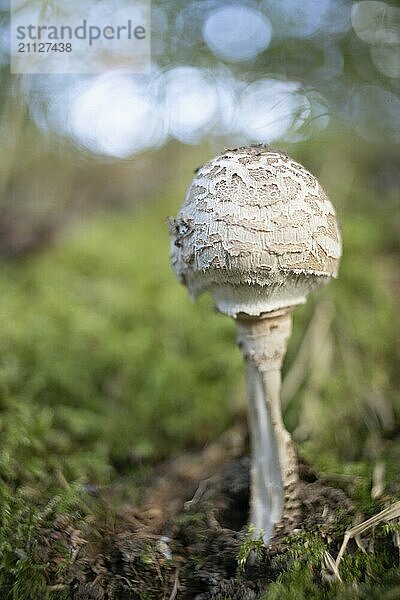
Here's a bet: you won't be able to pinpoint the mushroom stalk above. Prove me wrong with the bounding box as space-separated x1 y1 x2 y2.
237 309 300 543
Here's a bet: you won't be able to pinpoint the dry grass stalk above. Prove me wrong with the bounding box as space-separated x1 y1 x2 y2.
335 501 400 569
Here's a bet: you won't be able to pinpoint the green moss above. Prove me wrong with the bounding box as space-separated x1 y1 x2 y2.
0 208 241 478
0 485 85 599
237 526 265 572
264 524 400 600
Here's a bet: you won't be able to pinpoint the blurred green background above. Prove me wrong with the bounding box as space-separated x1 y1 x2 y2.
0 0 399 597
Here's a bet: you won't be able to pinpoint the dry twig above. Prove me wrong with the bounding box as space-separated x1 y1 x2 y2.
335 501 400 569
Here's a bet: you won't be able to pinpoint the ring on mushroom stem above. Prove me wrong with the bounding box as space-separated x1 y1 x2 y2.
169 145 341 544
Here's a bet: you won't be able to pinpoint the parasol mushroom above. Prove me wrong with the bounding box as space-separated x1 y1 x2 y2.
169 145 341 543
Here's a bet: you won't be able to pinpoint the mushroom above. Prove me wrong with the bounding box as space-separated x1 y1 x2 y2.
169 145 341 543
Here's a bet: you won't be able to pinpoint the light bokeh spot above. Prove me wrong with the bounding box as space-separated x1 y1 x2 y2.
203 5 271 62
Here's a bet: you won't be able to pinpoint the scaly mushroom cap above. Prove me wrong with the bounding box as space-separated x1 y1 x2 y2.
170 146 342 317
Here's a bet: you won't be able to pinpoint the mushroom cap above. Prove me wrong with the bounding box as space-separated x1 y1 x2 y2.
170 146 342 317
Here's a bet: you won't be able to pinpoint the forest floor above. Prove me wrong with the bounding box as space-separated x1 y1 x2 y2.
14 428 400 600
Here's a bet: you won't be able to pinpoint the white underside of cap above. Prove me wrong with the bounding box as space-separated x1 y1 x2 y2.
209 275 331 317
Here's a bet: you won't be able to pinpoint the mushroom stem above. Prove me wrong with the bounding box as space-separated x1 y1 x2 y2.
245 360 282 543
237 309 300 543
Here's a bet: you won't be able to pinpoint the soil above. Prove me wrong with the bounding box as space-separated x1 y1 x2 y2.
42 435 354 599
